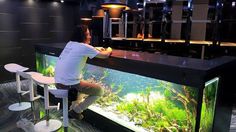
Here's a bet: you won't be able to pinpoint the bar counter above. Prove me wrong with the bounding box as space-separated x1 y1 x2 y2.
35 43 234 87
35 43 236 132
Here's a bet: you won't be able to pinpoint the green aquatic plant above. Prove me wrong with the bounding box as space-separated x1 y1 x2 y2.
44 65 55 77
158 81 197 130
36 53 45 74
116 94 192 131
110 83 115 89
200 102 214 132
200 79 218 132
204 82 217 108
117 81 197 131
36 53 56 77
95 82 123 107
100 70 109 82
140 85 152 103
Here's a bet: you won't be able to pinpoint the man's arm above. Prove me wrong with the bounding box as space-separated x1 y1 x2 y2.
95 47 112 59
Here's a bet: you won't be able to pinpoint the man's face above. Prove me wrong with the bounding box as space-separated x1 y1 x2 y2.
84 29 91 44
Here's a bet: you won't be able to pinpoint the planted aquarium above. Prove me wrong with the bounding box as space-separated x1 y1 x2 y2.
36 52 219 132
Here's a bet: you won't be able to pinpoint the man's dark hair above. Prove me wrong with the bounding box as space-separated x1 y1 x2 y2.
70 25 88 43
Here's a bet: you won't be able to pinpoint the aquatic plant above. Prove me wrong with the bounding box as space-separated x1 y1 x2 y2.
36 53 45 74
116 81 198 131
44 65 55 77
100 70 109 82
200 102 214 132
36 53 56 77
158 81 197 130
200 79 218 132
84 77 123 107
117 93 191 131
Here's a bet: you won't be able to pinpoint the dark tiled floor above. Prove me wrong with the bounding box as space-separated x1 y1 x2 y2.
0 80 101 132
1 80 236 132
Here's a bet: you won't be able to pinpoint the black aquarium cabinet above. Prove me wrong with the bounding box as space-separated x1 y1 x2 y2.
35 43 236 132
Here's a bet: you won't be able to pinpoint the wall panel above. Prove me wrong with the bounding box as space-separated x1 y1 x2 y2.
0 0 79 83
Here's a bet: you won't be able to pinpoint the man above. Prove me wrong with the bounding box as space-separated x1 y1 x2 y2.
55 25 112 119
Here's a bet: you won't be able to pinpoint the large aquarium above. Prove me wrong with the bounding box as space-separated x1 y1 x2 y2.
36 52 219 132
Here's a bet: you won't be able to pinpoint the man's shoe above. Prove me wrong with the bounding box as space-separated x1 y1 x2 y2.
68 110 84 120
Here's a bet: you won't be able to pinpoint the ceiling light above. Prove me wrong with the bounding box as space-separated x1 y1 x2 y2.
101 0 127 9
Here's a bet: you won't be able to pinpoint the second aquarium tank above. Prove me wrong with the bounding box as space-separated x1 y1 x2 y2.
36 52 219 132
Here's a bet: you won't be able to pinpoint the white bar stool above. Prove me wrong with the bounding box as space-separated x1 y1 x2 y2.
17 71 42 113
50 89 69 132
31 74 62 132
4 63 31 111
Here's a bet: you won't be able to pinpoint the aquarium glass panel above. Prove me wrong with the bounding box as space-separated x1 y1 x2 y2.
200 77 219 132
36 52 200 132
36 53 57 77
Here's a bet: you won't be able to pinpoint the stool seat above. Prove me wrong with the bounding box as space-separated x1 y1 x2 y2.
4 63 28 73
31 74 55 85
50 89 68 98
26 72 42 77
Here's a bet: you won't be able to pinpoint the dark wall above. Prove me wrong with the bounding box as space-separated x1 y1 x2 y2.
0 0 80 83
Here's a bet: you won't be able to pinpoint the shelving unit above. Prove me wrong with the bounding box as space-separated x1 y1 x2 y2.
100 0 236 59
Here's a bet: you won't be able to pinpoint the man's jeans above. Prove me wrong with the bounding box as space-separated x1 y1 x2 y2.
56 80 103 113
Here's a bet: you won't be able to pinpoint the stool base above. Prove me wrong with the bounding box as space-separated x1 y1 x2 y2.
34 119 62 132
8 102 31 111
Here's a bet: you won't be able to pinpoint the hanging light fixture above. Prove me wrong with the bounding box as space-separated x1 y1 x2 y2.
80 0 92 21
101 0 127 9
92 0 105 18
108 8 122 18
81 11 92 21
125 0 138 11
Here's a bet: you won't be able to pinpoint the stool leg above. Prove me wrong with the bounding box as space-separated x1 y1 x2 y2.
44 84 50 126
34 84 62 131
31 101 37 123
64 127 68 132
31 101 34 111
18 93 22 105
63 97 68 131
46 109 49 126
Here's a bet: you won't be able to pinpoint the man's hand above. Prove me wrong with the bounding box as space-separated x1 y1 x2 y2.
95 47 105 51
95 47 113 58
106 47 112 52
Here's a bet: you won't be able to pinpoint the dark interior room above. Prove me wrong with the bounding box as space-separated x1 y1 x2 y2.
1 0 236 132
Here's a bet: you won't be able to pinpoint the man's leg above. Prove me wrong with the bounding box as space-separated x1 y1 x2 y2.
55 83 78 110
71 80 103 113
